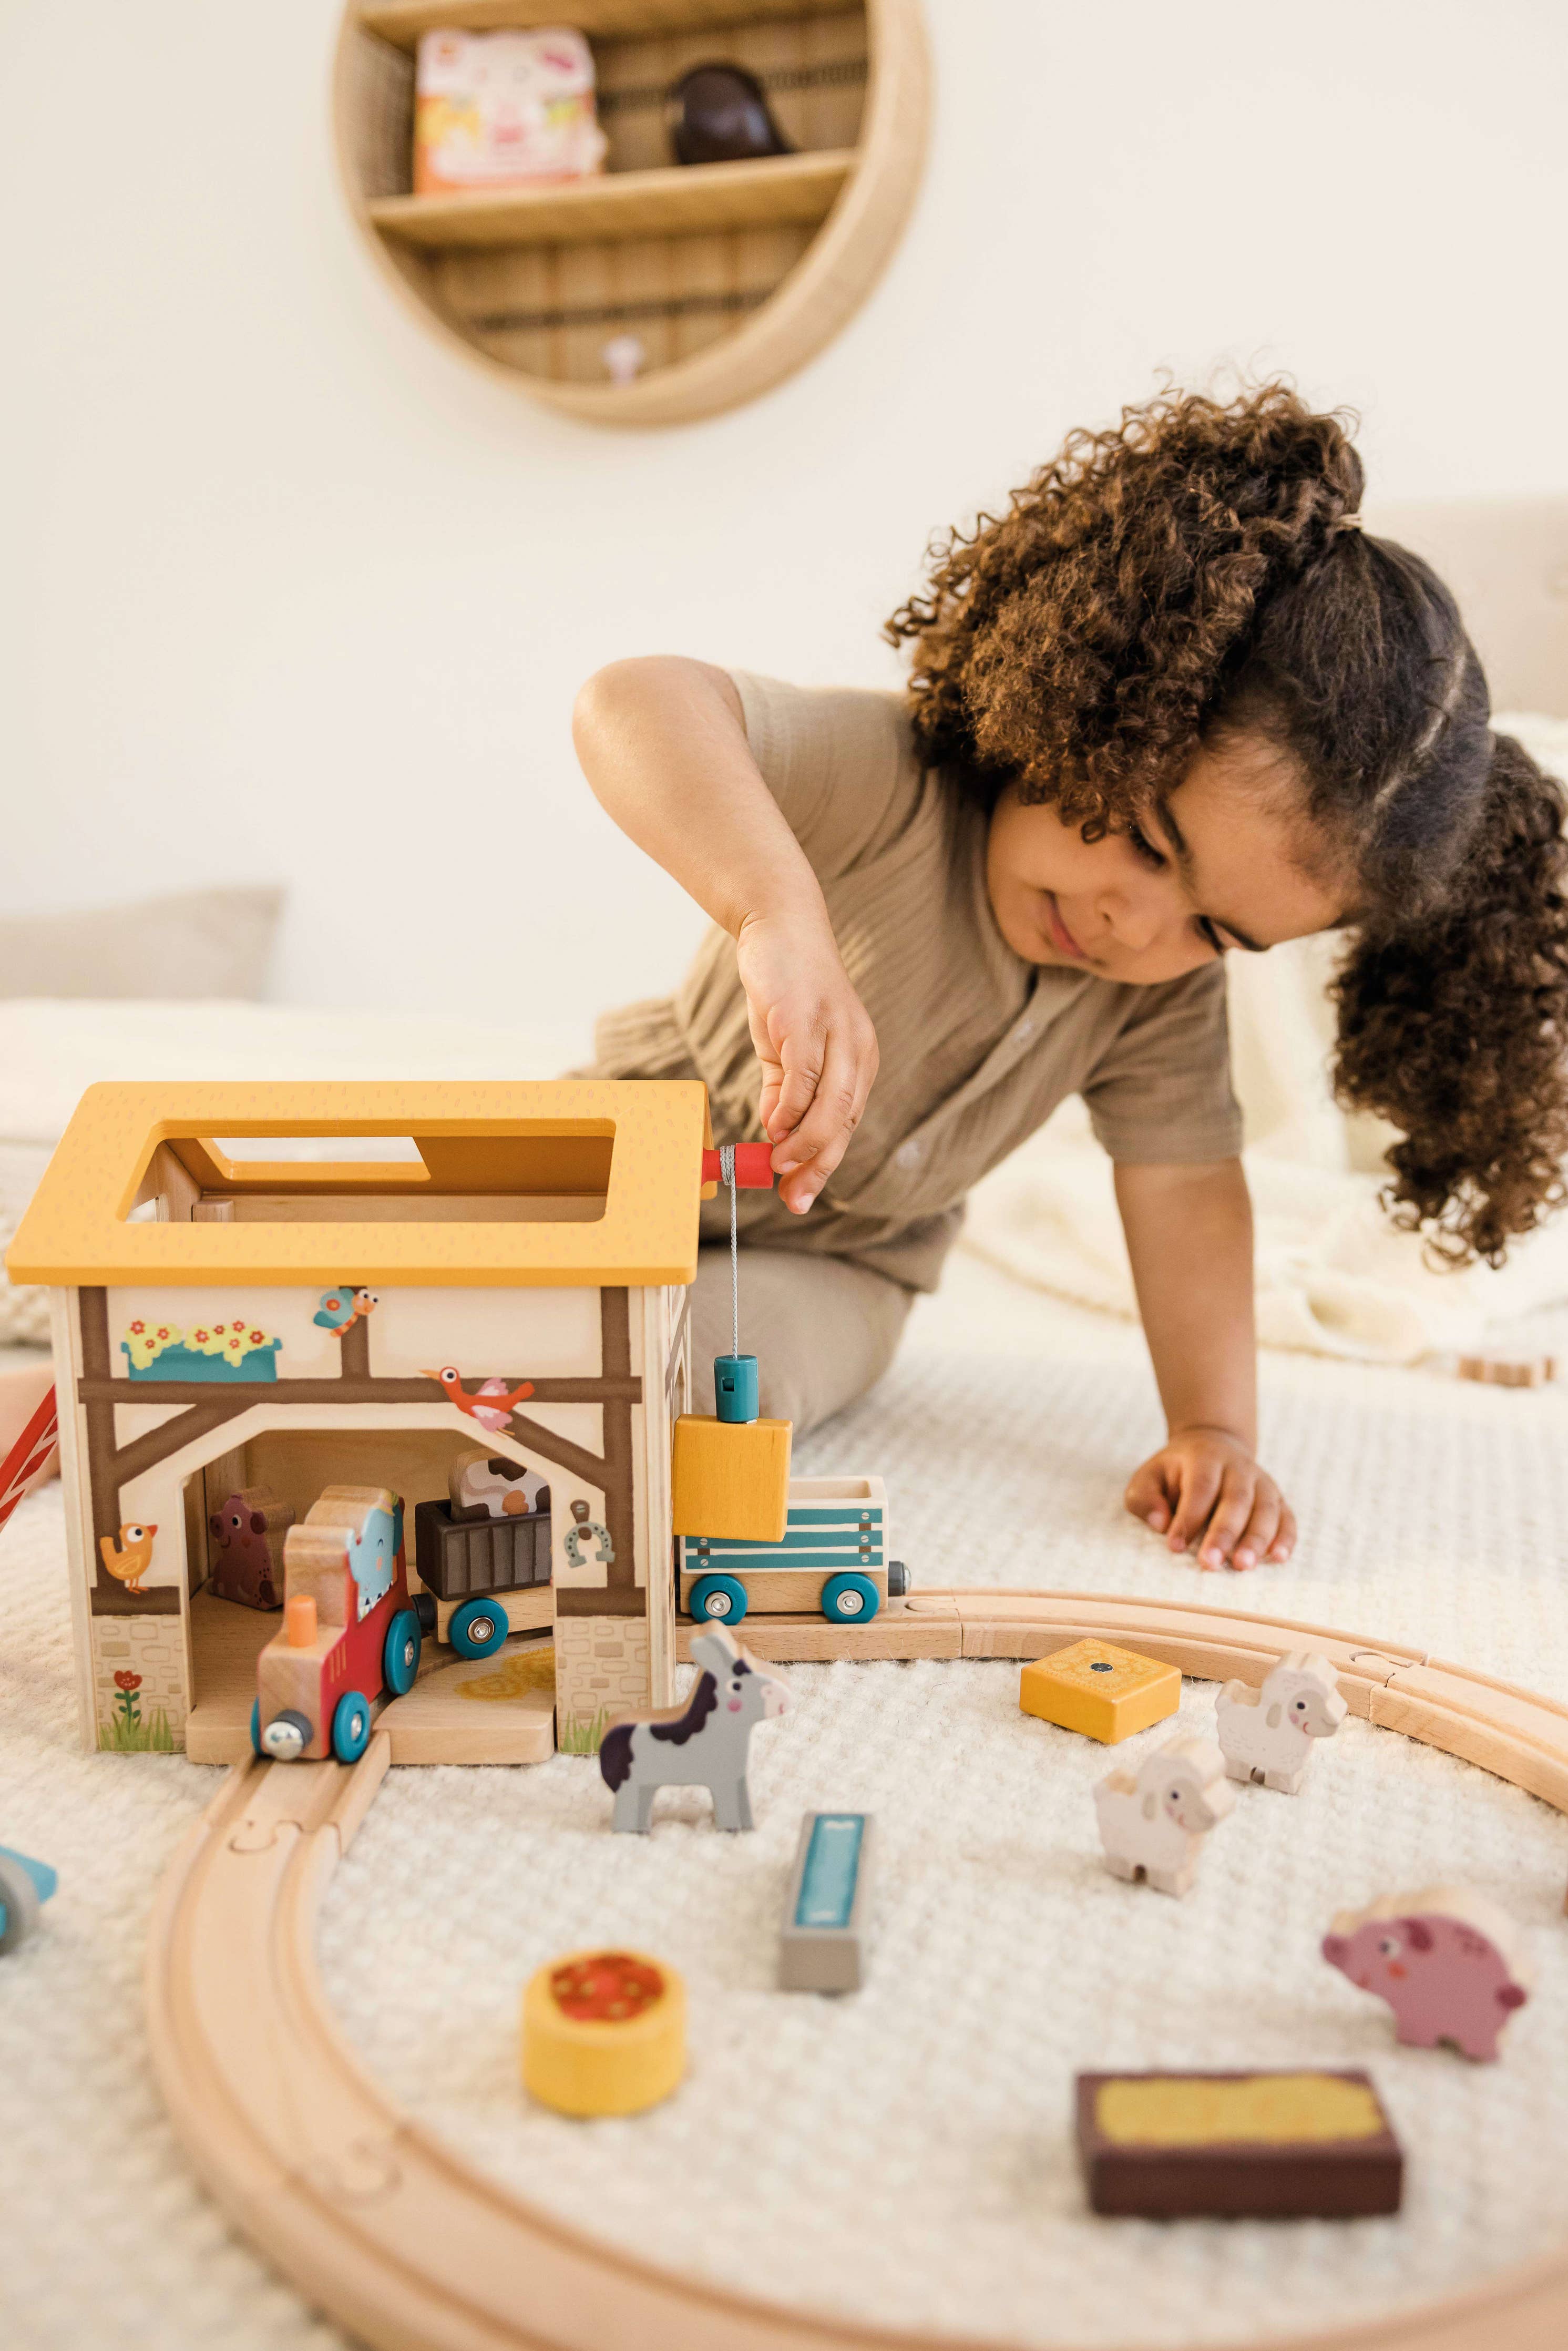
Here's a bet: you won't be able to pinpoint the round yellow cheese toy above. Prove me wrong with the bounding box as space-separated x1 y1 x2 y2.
521 1948 685 2117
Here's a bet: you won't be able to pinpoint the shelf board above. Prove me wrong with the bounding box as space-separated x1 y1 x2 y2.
361 0 863 46
367 148 854 249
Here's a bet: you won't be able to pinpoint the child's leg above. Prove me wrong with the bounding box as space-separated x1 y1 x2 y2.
689 1249 913 1435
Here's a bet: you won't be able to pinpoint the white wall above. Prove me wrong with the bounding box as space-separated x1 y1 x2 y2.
4 1 1565 1067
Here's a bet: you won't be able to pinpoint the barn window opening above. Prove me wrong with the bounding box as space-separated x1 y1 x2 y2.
128 1126 614 1225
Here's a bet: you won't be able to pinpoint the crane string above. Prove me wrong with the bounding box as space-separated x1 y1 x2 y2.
719 1144 739 1358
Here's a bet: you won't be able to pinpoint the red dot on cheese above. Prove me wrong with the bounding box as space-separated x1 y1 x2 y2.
549 1951 665 2022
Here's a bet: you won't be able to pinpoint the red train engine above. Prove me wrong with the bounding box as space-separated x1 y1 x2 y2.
252 1484 421 1763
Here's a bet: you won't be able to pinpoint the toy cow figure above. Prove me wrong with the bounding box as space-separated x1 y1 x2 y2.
599 1626 789 1833
1094 1734 1236 1896
448 1446 548 1522
1215 1651 1347 1794
207 1486 294 1611
1322 1885 1533 2062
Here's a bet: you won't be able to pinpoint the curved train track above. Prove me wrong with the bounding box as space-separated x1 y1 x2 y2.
146 1588 1568 2351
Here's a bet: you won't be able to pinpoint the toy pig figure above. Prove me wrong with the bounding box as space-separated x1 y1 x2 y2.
1323 1884 1533 2061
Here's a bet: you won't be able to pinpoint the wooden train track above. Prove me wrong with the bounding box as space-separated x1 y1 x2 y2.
145 1589 1568 2351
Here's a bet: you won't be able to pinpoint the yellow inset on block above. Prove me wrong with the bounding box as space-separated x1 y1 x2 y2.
522 1949 685 2117
671 1413 792 1540
1019 1638 1180 1744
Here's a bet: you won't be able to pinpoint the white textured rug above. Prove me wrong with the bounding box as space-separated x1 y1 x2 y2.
4 1264 1568 2351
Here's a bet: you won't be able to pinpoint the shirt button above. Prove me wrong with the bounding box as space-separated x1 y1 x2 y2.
895 1140 922 1170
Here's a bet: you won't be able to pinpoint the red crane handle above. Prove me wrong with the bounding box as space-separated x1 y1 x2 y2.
701 1143 775 1189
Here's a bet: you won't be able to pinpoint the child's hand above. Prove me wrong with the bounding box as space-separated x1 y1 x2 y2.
1124 1426 1296 1570
735 909 879 1215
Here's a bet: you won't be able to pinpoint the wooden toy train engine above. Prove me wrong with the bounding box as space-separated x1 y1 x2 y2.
253 1485 421 1763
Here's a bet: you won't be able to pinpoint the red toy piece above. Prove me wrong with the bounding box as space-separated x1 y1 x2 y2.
701 1144 775 1188
0 1383 58 1544
253 1485 419 1763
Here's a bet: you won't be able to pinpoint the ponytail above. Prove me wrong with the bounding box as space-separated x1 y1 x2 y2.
1331 734 1568 1265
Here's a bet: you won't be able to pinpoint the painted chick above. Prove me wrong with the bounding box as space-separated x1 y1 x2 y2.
100 1520 157 1593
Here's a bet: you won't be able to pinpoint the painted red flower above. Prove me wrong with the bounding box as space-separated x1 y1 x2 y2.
114 1670 143 1691
248 1328 265 1346
128 1319 146 1335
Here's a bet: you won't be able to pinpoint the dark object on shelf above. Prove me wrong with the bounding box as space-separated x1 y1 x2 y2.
414 1497 551 1602
667 63 793 168
1075 2070 1405 2220
599 58 867 117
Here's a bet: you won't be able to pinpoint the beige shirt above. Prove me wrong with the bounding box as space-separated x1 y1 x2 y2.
590 673 1242 1291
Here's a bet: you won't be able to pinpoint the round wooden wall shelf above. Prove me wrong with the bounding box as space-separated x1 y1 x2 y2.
333 1 930 427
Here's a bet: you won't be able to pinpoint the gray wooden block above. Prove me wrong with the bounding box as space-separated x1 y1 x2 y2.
779 1811 872 1992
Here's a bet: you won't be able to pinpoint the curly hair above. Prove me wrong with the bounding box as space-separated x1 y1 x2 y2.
886 384 1568 1266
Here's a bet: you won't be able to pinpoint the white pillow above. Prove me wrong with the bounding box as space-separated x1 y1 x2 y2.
0 885 282 1001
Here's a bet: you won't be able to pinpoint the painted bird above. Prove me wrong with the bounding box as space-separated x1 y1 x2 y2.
313 1285 379 1333
422 1366 535 1432
99 1520 158 1594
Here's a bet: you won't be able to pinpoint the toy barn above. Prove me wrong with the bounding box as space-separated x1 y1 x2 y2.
4 1080 708 1762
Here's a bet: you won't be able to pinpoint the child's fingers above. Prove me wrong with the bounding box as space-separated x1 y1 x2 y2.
1194 1467 1257 1570
755 1053 786 1144
1166 1457 1224 1556
1124 1456 1177 1535
764 1028 828 1150
1229 1485 1281 1573
1264 1499 1298 1565
772 1027 876 1209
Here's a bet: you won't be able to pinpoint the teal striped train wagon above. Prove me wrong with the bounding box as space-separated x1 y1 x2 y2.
679 1476 908 1626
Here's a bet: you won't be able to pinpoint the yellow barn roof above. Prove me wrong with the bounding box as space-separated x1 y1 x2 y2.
6 1080 712 1288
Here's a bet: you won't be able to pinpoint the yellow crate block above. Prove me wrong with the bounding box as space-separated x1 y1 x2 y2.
671 1413 791 1541
1020 1638 1181 1744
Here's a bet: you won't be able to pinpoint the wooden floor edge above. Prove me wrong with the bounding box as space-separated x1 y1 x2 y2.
144 1599 1568 2351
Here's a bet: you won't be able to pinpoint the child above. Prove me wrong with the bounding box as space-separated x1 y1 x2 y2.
573 385 1568 1573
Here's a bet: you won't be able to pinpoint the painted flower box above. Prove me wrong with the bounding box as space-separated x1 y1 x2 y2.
120 1318 282 1382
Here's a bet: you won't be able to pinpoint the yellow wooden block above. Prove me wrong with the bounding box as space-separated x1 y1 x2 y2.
521 1949 684 2118
1019 1638 1180 1743
670 1413 791 1540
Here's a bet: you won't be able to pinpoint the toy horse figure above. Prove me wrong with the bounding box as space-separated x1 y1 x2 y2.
599 1627 789 1833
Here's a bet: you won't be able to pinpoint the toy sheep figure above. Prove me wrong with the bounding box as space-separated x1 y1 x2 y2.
1094 1734 1236 1897
599 1626 790 1834
1215 1651 1347 1794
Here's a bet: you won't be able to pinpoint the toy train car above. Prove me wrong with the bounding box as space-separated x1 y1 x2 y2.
680 1476 908 1626
252 1485 422 1763
413 1446 552 1658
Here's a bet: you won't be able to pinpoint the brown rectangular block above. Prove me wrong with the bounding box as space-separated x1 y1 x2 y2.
1075 2070 1403 2219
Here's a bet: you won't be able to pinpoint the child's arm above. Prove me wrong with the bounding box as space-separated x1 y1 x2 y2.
1113 1158 1297 1570
573 657 878 1213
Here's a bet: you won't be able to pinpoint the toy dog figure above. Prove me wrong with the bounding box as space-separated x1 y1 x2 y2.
207 1487 294 1610
599 1626 788 1833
